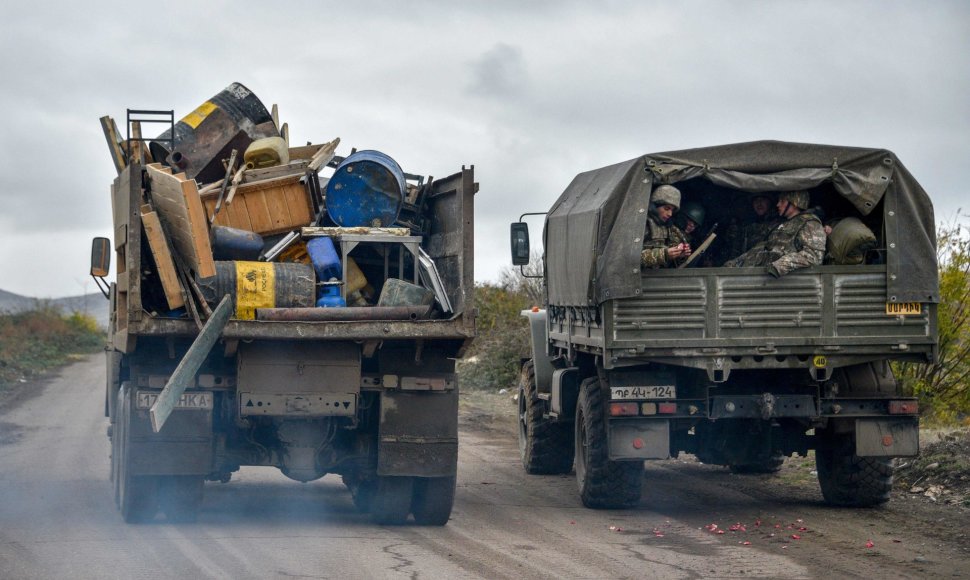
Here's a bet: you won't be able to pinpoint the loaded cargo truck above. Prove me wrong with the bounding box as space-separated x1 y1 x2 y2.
91 87 476 524
511 141 936 508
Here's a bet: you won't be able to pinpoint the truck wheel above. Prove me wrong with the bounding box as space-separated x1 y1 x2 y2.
342 473 376 513
575 378 643 509
159 476 204 523
118 384 158 523
111 386 124 507
411 476 456 526
371 476 413 525
729 454 785 474
815 431 892 507
518 361 574 475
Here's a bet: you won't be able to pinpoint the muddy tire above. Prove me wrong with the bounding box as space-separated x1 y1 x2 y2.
518 361 574 475
371 476 414 525
118 384 158 523
816 431 892 507
574 378 643 509
411 476 456 526
729 453 785 474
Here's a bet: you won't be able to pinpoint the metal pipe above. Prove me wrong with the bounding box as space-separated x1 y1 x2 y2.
255 306 431 322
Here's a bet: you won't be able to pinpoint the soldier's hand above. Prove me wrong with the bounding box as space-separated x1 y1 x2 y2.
667 243 692 260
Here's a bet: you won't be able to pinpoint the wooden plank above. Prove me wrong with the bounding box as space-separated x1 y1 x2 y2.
302 226 411 237
150 295 233 433
261 183 290 232
281 181 313 225
140 205 185 309
237 161 308 186
146 164 216 279
181 177 216 278
308 138 340 172
100 116 126 175
128 121 144 165
244 189 275 233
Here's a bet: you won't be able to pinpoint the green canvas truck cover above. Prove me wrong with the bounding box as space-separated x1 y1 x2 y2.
544 140 938 307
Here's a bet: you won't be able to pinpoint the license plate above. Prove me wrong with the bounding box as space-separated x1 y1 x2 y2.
611 386 676 400
886 302 921 315
136 391 213 410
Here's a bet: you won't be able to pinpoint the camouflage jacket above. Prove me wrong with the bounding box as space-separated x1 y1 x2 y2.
726 212 825 276
735 216 780 256
641 214 689 269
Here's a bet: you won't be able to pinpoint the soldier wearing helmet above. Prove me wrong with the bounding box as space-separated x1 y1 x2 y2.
641 184 692 268
674 201 706 239
725 190 826 277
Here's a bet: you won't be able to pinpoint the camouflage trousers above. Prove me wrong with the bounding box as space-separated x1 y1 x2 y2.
724 245 781 268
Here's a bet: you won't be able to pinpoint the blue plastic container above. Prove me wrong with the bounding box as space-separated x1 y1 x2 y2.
306 237 341 281
316 284 346 308
325 150 405 227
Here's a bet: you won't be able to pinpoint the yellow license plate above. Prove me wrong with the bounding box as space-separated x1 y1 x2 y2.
886 302 921 315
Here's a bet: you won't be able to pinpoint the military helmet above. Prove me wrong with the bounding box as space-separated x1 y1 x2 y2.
779 190 810 210
679 201 706 228
651 185 681 211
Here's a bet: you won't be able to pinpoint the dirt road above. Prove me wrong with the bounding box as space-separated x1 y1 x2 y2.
0 356 966 579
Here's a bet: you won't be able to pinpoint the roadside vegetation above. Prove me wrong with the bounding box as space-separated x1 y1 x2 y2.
0 304 104 390
894 213 970 425
458 263 540 391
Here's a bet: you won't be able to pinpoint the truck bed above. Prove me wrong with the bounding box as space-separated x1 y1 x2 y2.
549 266 936 374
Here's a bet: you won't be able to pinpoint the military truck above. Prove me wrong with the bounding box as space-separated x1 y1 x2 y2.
91 93 476 524
510 141 936 508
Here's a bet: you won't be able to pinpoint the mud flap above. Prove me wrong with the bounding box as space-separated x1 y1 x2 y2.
129 399 213 476
855 417 918 457
378 389 458 477
609 420 670 460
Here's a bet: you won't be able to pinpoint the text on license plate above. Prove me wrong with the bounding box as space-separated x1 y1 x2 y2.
136 391 213 410
611 386 676 400
886 302 921 315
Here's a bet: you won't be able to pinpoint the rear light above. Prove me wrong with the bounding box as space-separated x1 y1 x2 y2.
609 402 639 416
658 402 677 414
641 402 657 415
888 400 918 414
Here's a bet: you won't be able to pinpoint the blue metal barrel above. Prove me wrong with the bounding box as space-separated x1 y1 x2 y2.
325 150 405 227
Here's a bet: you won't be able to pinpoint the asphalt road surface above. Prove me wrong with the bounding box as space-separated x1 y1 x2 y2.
0 355 966 579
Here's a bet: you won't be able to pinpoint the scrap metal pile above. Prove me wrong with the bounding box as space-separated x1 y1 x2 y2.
99 82 451 325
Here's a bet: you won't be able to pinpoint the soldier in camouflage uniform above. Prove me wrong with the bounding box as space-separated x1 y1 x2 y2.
715 193 780 264
641 185 692 268
724 191 826 277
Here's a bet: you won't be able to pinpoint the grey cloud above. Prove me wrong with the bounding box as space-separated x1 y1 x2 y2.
466 44 528 98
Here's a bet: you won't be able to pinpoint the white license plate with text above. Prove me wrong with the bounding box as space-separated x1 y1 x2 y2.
136 391 213 410
610 386 676 400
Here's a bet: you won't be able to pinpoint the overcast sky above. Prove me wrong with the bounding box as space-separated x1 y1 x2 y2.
1 0 967 298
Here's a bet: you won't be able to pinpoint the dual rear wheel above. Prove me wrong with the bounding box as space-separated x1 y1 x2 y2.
347 474 456 525
111 384 204 523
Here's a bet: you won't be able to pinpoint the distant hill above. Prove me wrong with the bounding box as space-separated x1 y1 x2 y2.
0 289 110 329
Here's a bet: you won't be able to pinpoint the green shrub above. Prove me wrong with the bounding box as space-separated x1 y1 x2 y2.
458 273 536 391
0 307 105 388
894 213 970 425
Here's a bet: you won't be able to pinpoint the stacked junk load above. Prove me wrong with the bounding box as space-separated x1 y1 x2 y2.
93 83 476 524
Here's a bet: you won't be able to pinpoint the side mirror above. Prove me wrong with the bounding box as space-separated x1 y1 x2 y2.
91 237 111 277
510 222 531 266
